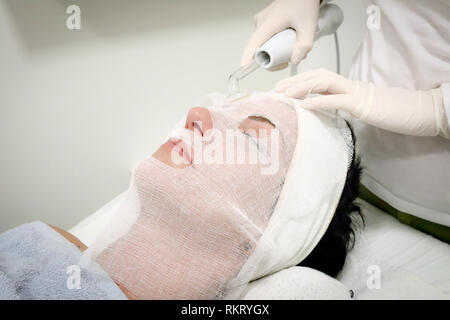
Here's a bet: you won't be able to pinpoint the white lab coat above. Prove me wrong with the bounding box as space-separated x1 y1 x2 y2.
349 0 450 226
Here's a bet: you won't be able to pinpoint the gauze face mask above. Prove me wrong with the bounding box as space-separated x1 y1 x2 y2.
90 94 298 299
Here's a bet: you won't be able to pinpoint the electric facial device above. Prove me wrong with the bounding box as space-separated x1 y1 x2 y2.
229 3 344 95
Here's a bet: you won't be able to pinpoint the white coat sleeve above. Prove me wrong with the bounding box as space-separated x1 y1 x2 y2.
440 83 450 137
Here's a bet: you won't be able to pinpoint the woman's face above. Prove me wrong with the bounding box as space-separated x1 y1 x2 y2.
97 94 298 299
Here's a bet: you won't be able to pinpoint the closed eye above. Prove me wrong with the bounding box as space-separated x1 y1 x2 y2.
247 115 275 128
238 115 275 155
238 116 275 138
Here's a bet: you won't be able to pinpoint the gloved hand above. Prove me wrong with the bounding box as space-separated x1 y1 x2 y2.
275 69 450 138
241 0 321 67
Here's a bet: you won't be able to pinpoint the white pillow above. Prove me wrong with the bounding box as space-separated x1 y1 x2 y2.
240 266 351 300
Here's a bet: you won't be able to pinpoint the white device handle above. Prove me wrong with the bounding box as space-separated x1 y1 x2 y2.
255 4 344 69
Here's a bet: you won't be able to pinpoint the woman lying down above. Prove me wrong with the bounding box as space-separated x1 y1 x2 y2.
0 92 363 300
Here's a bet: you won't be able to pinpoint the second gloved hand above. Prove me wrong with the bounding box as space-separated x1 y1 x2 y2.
275 69 449 138
241 0 321 67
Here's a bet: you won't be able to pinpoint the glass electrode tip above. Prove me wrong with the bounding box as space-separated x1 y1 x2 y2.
228 60 260 97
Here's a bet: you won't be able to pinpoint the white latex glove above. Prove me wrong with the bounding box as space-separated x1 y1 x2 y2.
241 0 321 67
275 69 450 138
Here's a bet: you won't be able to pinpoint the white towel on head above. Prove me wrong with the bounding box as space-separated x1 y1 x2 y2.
225 92 351 296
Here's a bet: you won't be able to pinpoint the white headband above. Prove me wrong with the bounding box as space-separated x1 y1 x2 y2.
227 93 352 297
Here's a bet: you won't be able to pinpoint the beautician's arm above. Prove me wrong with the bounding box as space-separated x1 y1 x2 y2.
276 69 450 138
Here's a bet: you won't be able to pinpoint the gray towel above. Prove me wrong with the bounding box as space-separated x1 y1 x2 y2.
0 221 127 300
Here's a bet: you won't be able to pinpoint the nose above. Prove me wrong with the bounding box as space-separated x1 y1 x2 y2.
185 107 213 136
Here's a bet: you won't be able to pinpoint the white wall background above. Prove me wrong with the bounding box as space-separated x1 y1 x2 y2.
0 0 366 232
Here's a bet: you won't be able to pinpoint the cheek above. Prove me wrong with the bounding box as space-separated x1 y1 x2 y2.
152 147 170 165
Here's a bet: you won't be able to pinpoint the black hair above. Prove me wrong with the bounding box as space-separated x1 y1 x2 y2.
297 123 364 278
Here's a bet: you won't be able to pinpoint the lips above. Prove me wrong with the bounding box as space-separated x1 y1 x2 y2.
165 137 193 164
